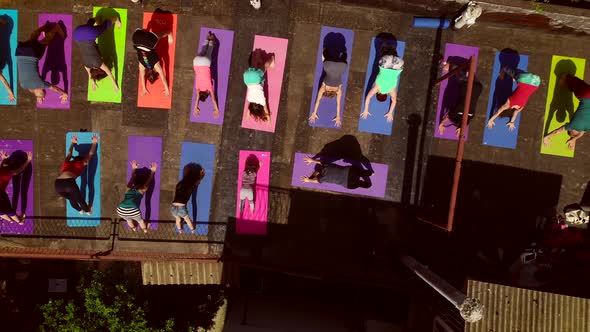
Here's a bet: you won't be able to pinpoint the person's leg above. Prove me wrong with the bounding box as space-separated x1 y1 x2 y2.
239 188 247 216
246 188 255 213
0 191 19 224
122 216 137 231
171 205 182 232
182 213 195 233
65 179 90 213
135 216 148 233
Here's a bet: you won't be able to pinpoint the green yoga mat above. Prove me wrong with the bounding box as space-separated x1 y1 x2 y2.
541 55 586 157
87 7 127 103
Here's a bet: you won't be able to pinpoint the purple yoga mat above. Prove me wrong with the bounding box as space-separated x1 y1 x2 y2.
37 14 72 109
308 26 354 129
434 43 479 140
190 27 234 125
290 152 388 198
0 140 34 235
126 136 162 229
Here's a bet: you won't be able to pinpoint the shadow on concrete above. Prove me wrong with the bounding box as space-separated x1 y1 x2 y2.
41 20 68 93
544 59 576 136
7 150 31 216
75 143 97 208
489 48 520 120
95 8 120 82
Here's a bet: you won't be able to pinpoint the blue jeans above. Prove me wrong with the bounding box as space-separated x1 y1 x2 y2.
170 205 188 218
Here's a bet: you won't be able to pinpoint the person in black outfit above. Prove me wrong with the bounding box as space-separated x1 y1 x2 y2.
300 156 373 189
132 28 173 96
170 163 205 233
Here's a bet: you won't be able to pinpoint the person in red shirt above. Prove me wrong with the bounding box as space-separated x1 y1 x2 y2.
54 134 98 215
0 150 32 224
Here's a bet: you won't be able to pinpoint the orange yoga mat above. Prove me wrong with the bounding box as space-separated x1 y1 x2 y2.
136 11 177 109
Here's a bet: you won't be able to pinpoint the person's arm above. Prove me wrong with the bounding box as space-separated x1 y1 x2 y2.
303 156 321 165
438 114 449 135
156 31 173 44
263 104 271 124
543 125 566 147
334 86 342 127
139 64 148 95
385 89 398 123
362 84 379 119
11 152 32 176
210 87 220 118
310 84 325 123
99 63 118 92
139 162 157 193
506 108 522 131
0 73 15 103
300 171 320 184
49 85 68 103
83 135 99 164
65 135 77 161
154 62 170 96
84 66 98 90
127 160 138 189
566 131 585 150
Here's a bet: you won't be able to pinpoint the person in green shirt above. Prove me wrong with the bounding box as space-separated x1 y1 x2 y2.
116 160 157 233
361 48 404 123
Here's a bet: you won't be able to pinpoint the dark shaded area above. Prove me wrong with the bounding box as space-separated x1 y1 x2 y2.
401 114 421 206
210 33 220 103
75 143 97 208
10 162 32 215
190 184 200 223
0 14 14 92
40 20 68 93
95 8 120 82
317 32 348 94
146 8 173 84
363 34 398 101
312 135 373 173
439 56 468 124
544 59 577 135
489 49 520 119
134 167 156 222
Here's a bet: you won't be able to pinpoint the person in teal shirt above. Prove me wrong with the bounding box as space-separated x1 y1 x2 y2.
361 49 404 123
244 49 274 123
116 160 157 233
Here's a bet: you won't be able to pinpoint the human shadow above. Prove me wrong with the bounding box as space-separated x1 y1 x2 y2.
488 49 520 120
146 8 173 85
317 32 348 94
135 167 156 222
312 135 374 175
95 8 120 82
544 59 576 136
364 33 398 102
210 33 220 105
190 183 200 223
9 150 31 216
40 20 68 94
75 143 97 208
0 14 14 93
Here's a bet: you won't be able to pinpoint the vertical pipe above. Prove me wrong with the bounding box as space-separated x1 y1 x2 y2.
447 56 476 232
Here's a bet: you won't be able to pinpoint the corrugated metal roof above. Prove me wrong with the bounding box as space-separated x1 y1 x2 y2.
466 280 590 332
141 261 223 285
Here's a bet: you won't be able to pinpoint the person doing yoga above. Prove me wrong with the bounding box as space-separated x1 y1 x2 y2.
244 49 275 123
239 155 260 217
16 22 68 104
0 18 15 103
0 150 32 224
300 156 373 189
132 27 173 96
193 32 220 118
117 161 157 233
544 74 590 150
487 67 541 131
171 163 205 233
310 48 348 127
73 15 121 92
362 45 404 123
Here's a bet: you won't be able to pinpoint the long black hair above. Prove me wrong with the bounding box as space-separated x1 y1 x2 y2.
244 155 260 175
176 163 204 193
0 150 27 172
248 103 269 122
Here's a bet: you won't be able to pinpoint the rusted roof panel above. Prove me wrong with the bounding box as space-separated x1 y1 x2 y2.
141 261 223 285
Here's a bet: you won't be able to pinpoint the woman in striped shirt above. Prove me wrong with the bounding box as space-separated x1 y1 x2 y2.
117 160 157 233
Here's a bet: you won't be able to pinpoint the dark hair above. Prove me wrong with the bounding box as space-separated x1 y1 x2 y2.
323 90 337 98
198 91 210 102
248 103 269 122
500 107 518 118
90 67 108 81
244 155 260 174
376 93 388 102
132 168 152 189
0 150 27 171
323 48 348 64
146 69 159 83
177 162 204 193
87 18 96 26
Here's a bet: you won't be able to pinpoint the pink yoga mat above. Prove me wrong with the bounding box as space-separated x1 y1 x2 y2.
235 150 270 235
241 35 288 133
37 14 72 109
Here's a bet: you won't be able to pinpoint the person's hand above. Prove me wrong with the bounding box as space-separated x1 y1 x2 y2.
167 34 174 44
506 122 515 131
131 160 138 169
438 123 445 135
361 111 371 120
487 119 495 129
150 162 158 172
7 92 15 103
265 117 271 125
300 176 311 183
309 112 319 124
60 93 68 104
385 112 393 123
115 19 122 29
163 89 170 97
71 135 78 144
141 88 149 96
333 116 341 127
113 84 119 93
455 127 461 137
26 151 32 161
442 62 450 72
543 136 552 147
36 96 44 104
91 81 98 91
567 138 576 150
193 105 200 117
213 107 219 119
91 134 99 144
0 151 8 159
498 70 505 80
303 156 315 165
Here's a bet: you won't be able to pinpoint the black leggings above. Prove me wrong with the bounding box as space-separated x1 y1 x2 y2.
54 178 90 212
0 190 15 216
347 167 373 189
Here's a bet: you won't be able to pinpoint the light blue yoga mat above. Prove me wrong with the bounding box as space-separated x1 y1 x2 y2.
177 142 215 235
482 52 529 149
0 9 17 105
358 38 405 135
65 132 101 227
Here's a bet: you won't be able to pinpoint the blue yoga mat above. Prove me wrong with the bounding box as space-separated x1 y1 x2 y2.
65 132 101 227
308 26 354 128
0 9 18 105
177 142 215 235
358 38 405 135
482 52 529 149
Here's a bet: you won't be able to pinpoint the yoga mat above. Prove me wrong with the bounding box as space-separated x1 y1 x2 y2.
0 139 33 235
176 142 215 235
482 52 529 149
358 38 406 135
235 150 270 235
37 14 72 110
0 9 17 105
87 7 127 103
308 26 354 129
136 12 177 109
541 55 586 158
434 43 479 141
190 27 234 125
65 132 101 227
126 136 162 229
290 152 388 199
241 35 288 133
